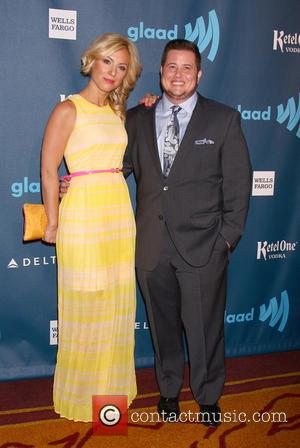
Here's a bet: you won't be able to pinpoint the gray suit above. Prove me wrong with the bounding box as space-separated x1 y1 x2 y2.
124 93 252 404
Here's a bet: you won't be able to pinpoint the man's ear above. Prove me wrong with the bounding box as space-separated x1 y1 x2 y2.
197 69 202 84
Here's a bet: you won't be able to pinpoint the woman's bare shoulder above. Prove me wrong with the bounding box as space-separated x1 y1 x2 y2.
53 98 75 116
47 99 76 128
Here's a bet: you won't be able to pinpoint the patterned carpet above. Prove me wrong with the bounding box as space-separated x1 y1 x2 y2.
0 351 299 447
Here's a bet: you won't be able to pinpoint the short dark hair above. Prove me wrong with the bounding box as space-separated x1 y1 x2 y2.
161 39 201 70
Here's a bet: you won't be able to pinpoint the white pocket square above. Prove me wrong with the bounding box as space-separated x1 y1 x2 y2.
195 138 215 145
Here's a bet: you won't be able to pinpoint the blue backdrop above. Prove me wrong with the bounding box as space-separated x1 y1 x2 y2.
1 0 299 380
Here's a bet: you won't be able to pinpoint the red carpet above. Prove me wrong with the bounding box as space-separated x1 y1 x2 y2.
0 351 299 447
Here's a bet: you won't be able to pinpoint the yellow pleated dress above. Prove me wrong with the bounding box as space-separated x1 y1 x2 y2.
54 94 136 422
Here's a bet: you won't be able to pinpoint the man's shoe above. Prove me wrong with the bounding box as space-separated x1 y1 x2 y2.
157 396 180 421
199 403 221 427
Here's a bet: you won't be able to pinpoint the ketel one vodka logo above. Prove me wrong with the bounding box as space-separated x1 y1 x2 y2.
259 290 289 333
127 9 219 62
273 30 300 54
257 240 298 260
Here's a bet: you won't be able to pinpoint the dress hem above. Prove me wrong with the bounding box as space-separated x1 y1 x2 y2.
54 394 137 423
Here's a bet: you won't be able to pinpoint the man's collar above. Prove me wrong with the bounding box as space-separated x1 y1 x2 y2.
161 92 198 113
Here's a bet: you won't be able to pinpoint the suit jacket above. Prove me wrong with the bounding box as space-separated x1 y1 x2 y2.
124 93 252 270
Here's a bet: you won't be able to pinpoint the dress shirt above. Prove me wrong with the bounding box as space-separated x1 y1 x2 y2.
156 92 198 170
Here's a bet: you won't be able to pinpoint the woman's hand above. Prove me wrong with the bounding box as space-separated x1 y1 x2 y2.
139 93 160 108
43 224 57 244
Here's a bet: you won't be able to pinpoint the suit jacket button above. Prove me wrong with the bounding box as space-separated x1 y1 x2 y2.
158 215 164 220
163 186 168 191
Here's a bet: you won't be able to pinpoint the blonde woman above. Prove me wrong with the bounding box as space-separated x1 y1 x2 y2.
41 33 142 422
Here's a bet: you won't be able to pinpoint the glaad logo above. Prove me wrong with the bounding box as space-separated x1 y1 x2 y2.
276 93 300 139
224 308 254 324
225 290 289 333
259 290 289 332
49 8 77 40
184 9 219 62
237 105 271 121
237 93 300 139
273 30 300 54
128 22 178 42
252 171 275 196
256 240 298 260
11 177 40 198
127 9 219 62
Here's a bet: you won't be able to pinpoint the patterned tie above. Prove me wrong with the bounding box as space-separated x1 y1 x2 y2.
163 105 181 176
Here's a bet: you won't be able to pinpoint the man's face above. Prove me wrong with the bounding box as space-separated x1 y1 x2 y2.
160 49 202 104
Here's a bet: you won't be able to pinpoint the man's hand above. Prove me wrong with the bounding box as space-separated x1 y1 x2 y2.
59 179 70 198
139 93 160 108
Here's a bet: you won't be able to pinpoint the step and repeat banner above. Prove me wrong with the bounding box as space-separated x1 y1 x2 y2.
0 0 299 380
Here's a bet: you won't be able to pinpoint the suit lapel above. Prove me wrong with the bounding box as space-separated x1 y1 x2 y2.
143 105 164 179
168 94 209 179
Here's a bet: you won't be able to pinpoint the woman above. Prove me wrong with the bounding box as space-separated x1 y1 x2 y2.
41 33 142 422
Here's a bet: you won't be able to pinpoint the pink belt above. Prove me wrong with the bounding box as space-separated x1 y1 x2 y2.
60 168 122 181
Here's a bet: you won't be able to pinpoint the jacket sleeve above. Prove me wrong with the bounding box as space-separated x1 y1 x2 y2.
123 111 135 179
219 111 252 248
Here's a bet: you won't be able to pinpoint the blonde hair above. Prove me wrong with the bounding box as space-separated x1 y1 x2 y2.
81 33 142 120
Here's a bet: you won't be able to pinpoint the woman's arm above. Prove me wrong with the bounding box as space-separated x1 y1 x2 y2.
41 100 75 243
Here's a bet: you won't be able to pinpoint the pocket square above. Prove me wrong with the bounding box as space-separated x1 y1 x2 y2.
195 138 215 145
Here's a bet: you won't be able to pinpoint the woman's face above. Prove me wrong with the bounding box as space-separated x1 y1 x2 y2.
90 48 130 96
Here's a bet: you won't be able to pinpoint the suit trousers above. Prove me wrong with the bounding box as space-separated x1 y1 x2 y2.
137 225 229 405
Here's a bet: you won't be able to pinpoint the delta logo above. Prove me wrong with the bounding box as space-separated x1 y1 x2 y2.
7 256 56 269
127 9 219 62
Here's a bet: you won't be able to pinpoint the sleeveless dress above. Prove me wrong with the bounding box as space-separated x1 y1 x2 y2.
54 94 136 422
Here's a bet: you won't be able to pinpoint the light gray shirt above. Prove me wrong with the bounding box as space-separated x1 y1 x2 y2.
155 92 198 170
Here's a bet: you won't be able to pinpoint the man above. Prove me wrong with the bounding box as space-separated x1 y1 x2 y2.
123 39 252 426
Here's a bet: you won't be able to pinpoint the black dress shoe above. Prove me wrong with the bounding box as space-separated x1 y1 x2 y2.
199 403 221 427
157 396 180 421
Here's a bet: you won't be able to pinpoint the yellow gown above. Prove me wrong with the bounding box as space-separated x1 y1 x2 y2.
54 94 136 422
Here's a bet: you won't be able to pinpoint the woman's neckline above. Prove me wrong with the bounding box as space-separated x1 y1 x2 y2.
77 94 110 108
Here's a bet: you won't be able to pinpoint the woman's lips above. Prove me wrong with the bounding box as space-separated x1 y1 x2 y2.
103 77 114 84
